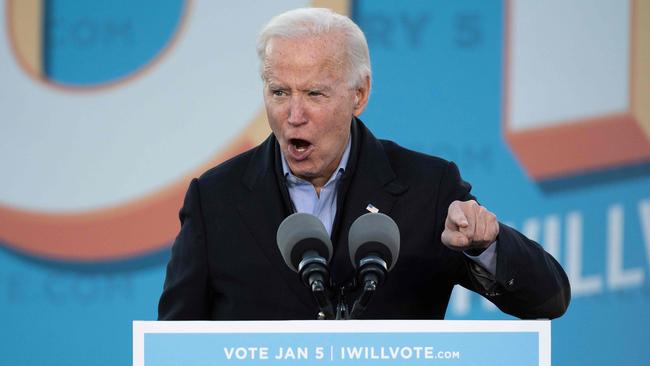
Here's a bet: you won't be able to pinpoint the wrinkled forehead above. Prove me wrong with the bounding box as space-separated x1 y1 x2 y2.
262 33 347 80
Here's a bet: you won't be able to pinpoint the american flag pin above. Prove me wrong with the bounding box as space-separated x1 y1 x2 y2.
366 203 379 213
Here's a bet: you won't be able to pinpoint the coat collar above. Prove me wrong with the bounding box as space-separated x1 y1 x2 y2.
240 117 406 194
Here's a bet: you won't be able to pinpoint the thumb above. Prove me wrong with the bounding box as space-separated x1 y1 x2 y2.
442 229 469 249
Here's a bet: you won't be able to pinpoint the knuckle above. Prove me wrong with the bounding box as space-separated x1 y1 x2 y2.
462 231 474 241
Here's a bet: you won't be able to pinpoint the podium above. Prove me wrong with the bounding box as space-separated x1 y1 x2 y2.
134 320 550 365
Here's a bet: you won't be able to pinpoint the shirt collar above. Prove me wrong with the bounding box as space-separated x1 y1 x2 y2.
281 134 352 185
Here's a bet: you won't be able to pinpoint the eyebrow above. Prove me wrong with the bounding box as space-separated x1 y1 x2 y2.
266 83 333 93
304 85 332 92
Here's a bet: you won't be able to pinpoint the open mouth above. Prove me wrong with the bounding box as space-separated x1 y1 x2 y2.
290 138 312 152
287 138 314 161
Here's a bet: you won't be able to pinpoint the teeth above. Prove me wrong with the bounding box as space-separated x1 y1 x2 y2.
290 139 310 153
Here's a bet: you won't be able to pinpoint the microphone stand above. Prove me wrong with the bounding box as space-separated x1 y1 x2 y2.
312 281 335 320
349 278 377 319
348 254 387 319
335 286 349 320
299 252 389 320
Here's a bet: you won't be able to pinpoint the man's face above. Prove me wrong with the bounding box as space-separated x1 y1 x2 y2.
262 34 369 190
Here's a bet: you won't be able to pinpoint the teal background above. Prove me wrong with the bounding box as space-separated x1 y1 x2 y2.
1 1 649 365
44 0 185 85
355 2 649 366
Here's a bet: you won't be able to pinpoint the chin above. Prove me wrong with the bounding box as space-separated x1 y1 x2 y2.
293 169 316 180
287 163 312 177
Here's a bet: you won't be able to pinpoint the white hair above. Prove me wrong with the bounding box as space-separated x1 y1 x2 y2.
256 8 371 89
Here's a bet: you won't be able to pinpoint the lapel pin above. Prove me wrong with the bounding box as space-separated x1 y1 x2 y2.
366 203 379 213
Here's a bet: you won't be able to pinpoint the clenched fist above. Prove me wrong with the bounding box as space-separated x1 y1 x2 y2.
441 200 499 253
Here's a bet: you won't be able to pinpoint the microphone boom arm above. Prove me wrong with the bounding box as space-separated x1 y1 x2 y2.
349 254 388 319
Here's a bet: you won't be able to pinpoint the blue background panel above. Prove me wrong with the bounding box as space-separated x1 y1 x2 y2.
1 1 648 365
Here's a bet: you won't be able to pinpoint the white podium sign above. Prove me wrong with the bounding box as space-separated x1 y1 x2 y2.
134 320 550 365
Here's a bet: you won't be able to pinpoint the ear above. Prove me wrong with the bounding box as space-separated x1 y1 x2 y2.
352 75 371 117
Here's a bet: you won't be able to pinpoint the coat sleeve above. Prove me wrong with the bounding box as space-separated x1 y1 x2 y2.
158 178 213 320
438 161 571 319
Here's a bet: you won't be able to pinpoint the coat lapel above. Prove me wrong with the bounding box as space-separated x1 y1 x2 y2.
329 119 409 286
236 136 316 310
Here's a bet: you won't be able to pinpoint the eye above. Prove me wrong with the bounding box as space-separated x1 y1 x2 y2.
271 89 287 97
308 90 323 97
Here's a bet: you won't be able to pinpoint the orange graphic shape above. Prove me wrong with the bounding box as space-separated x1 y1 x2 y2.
6 0 191 93
0 110 271 260
503 0 650 181
0 0 349 261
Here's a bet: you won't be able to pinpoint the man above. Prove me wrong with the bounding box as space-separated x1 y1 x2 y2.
158 8 570 320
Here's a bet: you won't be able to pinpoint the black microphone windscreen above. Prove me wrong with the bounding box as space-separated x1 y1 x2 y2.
348 213 400 270
276 213 333 272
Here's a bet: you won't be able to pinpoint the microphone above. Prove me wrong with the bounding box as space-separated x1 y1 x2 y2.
276 213 334 319
347 212 400 318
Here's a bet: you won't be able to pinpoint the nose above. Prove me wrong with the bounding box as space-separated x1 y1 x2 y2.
287 96 307 126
